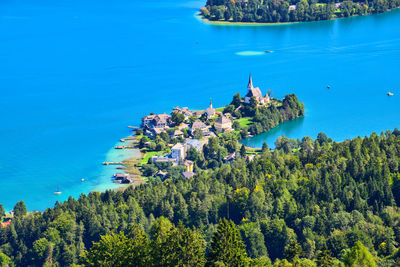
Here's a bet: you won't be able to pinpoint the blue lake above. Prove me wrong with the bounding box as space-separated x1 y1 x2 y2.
0 0 400 210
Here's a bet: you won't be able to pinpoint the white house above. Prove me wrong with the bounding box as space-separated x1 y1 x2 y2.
214 116 232 132
171 143 186 163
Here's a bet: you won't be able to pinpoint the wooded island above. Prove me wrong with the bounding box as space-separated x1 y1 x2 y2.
201 0 400 24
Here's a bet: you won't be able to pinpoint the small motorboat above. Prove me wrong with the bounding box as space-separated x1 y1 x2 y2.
81 178 85 182
264 50 272 53
327 85 331 89
54 186 62 195
387 92 394 96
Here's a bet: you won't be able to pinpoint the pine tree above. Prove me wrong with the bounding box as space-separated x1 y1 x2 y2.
316 245 333 267
240 145 247 158
0 204 5 220
207 218 249 266
261 142 269 153
164 222 206 266
13 200 27 217
284 240 303 263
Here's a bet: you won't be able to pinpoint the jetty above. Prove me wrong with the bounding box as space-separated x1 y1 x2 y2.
103 162 124 165
120 136 136 142
115 145 135 149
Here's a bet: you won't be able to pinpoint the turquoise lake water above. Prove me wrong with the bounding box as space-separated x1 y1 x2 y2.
1 0 400 211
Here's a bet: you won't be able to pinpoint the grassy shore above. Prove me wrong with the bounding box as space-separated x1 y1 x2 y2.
201 17 301 26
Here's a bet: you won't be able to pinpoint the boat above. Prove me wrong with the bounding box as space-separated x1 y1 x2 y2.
81 178 85 182
264 50 272 53
327 85 331 89
387 92 394 96
54 186 62 195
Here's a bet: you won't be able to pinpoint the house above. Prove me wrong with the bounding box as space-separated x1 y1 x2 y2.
204 99 216 118
181 160 194 172
335 3 341 8
113 173 133 184
170 130 184 138
178 123 189 131
142 114 171 130
247 154 256 162
289 5 296 11
224 152 237 163
173 106 193 118
153 128 164 135
171 143 186 163
184 139 205 152
154 170 167 179
191 120 208 133
1 218 11 228
182 171 195 179
151 155 177 164
192 110 203 117
142 115 156 127
214 116 233 132
204 131 217 138
244 74 270 105
153 114 171 128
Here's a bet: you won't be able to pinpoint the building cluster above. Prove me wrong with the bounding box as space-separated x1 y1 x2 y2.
141 99 233 179
139 74 268 180
141 97 234 138
151 138 205 178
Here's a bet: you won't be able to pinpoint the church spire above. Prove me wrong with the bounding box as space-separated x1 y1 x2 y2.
248 73 254 91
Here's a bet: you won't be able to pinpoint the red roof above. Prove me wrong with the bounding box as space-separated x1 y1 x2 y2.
1 219 11 227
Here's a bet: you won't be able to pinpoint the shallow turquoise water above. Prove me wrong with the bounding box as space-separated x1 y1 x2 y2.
0 0 399 210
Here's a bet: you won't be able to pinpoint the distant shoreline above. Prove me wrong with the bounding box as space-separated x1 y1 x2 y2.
199 8 400 26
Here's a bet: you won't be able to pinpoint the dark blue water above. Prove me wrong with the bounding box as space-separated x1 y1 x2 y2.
1 0 399 210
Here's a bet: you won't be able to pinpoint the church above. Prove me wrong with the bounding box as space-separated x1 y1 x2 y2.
244 74 270 105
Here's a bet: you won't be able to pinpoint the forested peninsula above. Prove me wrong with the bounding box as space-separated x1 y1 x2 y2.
201 0 400 24
2 129 400 266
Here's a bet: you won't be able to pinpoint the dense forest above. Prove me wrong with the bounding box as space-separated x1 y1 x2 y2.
2 128 400 265
201 0 400 23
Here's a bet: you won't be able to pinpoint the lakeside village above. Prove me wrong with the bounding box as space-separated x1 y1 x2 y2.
106 74 304 185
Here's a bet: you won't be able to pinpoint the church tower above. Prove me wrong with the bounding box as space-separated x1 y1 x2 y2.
247 73 254 92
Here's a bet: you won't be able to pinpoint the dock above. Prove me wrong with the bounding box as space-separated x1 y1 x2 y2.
103 162 124 165
120 136 136 142
116 166 127 170
115 146 135 149
128 126 140 130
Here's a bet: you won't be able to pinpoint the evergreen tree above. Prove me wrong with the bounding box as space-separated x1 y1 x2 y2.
316 245 333 267
0 204 5 220
284 240 303 263
207 218 249 266
231 93 242 108
240 145 247 158
13 200 27 217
